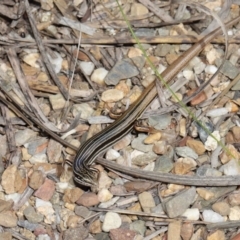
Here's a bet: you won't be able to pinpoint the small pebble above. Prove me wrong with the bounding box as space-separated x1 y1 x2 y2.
91 67 108 85
220 159 240 176
110 228 137 240
212 202 230 216
0 211 17 227
204 131 221 151
76 192 99 207
144 132 161 144
101 89 124 103
132 151 158 166
23 206 44 223
197 188 215 200
186 139 205 155
138 191 156 213
131 134 153 152
202 209 224 223
79 61 94 76
174 157 197 175
98 188 113 203
152 141 167 154
182 208 200 220
168 221 181 240
228 191 240 206
180 222 194 240
229 206 240 220
207 230 225 240
131 3 149 16
49 93 66 110
183 69 194 80
102 212 122 232
98 197 120 209
75 206 92 218
206 108 229 117
175 146 198 159
89 219 102 234
98 171 113 189
205 65 218 74
105 149 120 160
72 103 94 120
34 179 55 201
129 220 146 236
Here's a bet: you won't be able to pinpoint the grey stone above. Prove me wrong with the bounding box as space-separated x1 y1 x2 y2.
75 206 92 218
15 129 37 146
50 192 60 205
134 43 151 50
132 151 158 166
135 28 155 37
155 44 172 57
156 28 169 36
219 60 239 79
195 121 214 142
105 58 145 85
197 165 222 177
95 233 110 240
179 44 192 51
130 220 146 236
151 204 164 214
23 206 44 223
154 155 174 173
164 187 196 218
175 146 198 159
63 226 88 240
17 220 41 231
131 56 146 70
131 134 153 152
27 137 48 155
149 114 171 130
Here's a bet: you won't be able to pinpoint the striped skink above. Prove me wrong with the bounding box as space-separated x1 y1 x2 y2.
73 16 240 187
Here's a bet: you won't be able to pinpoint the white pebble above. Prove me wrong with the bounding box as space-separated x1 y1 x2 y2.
98 197 120 209
55 182 69 193
189 56 201 67
79 61 94 76
5 193 21 204
131 149 144 159
220 159 240 176
98 188 113 203
205 65 218 75
228 29 234 36
37 234 51 240
183 70 194 80
102 212 122 232
91 67 108 85
47 52 63 74
202 209 224 223
204 131 220 151
194 61 206 74
182 208 199 220
105 149 120 160
29 153 47 164
72 103 94 119
206 108 229 117
206 48 219 64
